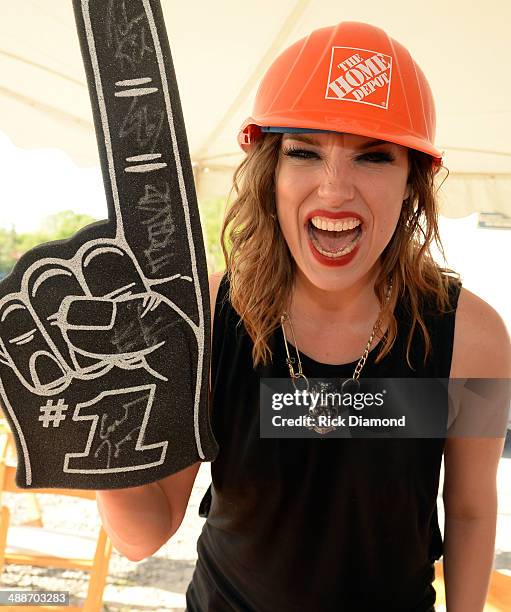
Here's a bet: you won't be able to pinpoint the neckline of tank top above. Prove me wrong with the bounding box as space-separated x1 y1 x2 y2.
276 329 387 371
273 293 405 372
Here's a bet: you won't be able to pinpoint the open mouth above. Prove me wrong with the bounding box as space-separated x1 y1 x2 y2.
307 215 363 259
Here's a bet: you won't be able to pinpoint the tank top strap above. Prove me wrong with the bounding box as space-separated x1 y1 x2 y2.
211 272 253 385
404 276 463 378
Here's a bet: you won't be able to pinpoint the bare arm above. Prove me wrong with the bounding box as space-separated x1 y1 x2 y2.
96 464 200 561
443 288 510 611
96 271 224 561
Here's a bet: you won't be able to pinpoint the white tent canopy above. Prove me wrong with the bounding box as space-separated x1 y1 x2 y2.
1 0 510 217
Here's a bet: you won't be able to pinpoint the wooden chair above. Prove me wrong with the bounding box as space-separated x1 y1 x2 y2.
433 560 511 611
0 425 112 612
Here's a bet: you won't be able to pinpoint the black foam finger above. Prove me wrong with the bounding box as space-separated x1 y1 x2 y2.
75 0 207 326
60 294 184 359
79 240 148 297
0 296 68 393
69 0 217 487
0 0 217 489
26 260 96 372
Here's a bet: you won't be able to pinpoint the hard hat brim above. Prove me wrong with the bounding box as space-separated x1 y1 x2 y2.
239 115 442 162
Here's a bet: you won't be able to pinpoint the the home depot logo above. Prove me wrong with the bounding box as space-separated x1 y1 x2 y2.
325 47 392 109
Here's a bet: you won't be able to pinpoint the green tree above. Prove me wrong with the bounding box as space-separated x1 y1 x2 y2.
0 211 98 277
14 210 98 255
39 210 99 241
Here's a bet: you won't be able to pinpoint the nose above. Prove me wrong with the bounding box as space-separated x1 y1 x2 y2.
317 161 355 205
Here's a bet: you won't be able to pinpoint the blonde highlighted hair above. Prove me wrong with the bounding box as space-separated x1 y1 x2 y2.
221 134 459 369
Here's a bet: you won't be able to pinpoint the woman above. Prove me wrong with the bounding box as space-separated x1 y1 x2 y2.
96 22 510 611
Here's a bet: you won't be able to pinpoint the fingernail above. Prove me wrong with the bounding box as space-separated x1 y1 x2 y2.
33 352 67 387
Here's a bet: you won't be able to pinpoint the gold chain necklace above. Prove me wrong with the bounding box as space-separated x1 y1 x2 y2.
280 281 392 391
279 281 392 434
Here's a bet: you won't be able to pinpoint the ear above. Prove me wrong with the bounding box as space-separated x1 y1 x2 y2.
403 182 411 201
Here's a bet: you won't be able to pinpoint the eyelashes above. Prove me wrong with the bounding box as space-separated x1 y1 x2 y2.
358 151 396 163
281 146 396 164
281 147 319 160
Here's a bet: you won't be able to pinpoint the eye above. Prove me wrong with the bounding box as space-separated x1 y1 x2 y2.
282 146 321 160
355 151 395 164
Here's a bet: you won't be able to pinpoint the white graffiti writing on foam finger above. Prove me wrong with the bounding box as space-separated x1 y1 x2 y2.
106 0 153 70
64 384 168 474
0 235 196 395
142 0 207 459
135 183 176 273
81 0 207 458
0 1 210 487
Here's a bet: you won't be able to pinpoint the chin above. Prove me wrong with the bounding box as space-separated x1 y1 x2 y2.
292 241 381 295
295 263 366 294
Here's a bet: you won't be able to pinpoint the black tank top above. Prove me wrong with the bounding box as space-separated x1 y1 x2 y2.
186 274 462 612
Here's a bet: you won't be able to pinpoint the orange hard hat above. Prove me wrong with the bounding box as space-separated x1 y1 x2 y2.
238 21 442 163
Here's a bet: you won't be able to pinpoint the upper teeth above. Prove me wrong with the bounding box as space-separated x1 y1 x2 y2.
310 216 361 231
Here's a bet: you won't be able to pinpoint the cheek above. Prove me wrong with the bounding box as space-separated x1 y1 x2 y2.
276 160 321 203
374 208 403 248
364 176 407 237
275 194 297 248
276 168 305 206
275 169 309 232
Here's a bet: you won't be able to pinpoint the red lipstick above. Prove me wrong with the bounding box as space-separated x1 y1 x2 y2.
305 210 363 267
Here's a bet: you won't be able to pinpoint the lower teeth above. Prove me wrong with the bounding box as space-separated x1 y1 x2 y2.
310 228 362 258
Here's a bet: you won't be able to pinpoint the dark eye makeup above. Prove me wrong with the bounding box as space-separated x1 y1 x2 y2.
281 146 395 164
355 151 396 163
281 146 320 160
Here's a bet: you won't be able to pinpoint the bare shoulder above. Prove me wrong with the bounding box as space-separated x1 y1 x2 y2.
208 271 225 332
450 287 511 378
443 288 509 519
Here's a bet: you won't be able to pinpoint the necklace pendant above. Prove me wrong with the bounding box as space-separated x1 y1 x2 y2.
309 423 336 435
306 383 338 435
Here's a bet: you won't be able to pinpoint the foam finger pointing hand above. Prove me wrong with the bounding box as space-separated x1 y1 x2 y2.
73 0 207 305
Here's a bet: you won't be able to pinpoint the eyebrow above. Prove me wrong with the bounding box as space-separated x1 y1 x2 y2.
356 138 393 150
281 134 322 146
282 134 394 149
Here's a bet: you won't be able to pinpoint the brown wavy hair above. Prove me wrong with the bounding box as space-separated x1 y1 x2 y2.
221 133 460 369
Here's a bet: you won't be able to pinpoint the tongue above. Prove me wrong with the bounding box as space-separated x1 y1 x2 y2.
310 226 359 253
